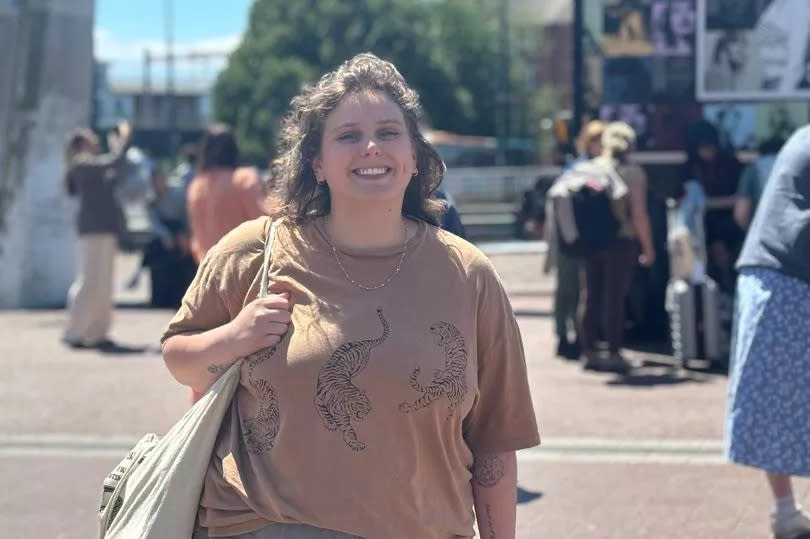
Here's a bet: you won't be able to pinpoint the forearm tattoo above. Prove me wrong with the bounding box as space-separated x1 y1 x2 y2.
473 454 505 487
207 363 229 375
484 504 497 539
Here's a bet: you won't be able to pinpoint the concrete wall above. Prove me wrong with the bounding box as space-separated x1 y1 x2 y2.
0 0 95 308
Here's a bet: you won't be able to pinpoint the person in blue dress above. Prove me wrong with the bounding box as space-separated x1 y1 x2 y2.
725 125 810 539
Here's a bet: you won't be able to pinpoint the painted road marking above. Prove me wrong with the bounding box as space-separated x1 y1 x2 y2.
0 434 725 464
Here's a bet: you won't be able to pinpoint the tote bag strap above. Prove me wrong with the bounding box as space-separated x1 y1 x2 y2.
258 219 280 299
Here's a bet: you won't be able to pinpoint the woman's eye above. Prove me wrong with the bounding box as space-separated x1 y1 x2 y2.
337 132 360 142
379 129 400 139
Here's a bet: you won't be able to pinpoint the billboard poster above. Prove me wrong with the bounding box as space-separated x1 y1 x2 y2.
651 0 696 56
697 0 810 100
603 57 653 104
703 103 758 149
651 56 695 102
603 0 655 57
754 102 810 142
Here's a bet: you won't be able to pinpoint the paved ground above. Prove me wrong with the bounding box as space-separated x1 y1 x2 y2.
1 247 806 538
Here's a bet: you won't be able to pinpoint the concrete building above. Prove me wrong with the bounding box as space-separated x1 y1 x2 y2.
0 0 95 308
92 62 212 158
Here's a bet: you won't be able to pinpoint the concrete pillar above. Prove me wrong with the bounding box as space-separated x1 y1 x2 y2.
0 0 95 307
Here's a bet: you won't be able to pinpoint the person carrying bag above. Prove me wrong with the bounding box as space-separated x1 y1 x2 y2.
98 221 280 539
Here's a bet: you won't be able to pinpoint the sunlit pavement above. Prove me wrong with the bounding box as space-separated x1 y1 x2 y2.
1 247 805 538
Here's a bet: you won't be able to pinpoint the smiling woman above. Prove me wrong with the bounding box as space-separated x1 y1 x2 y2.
161 53 540 539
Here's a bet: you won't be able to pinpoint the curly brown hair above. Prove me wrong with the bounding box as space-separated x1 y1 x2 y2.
270 53 445 224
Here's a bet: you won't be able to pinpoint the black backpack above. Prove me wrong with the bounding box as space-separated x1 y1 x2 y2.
549 161 625 255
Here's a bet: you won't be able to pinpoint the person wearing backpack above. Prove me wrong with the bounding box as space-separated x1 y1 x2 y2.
568 122 655 372
544 120 605 359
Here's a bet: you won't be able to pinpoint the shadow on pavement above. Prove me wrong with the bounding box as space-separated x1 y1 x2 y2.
605 366 713 387
512 309 552 318
115 301 177 311
508 289 554 298
64 341 159 356
517 486 543 505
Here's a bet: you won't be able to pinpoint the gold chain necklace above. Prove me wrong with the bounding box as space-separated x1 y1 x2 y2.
325 220 409 291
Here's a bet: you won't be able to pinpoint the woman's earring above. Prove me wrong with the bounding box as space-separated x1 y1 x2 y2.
412 168 419 176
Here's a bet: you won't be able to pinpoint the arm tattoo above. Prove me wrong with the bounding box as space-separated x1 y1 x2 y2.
207 363 229 374
484 504 497 539
473 454 505 487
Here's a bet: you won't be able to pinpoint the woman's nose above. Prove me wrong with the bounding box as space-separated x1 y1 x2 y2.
363 138 381 156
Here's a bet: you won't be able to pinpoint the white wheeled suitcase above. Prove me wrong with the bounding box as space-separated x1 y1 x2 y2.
664 196 727 364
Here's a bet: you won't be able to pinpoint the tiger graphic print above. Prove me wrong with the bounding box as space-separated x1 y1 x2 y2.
399 321 468 418
314 308 389 451
241 346 281 454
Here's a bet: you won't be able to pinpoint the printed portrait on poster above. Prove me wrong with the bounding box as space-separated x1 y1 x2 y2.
755 103 809 144
697 0 810 100
651 0 696 56
703 103 757 149
603 0 655 57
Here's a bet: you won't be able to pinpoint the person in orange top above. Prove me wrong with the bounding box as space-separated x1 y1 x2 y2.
186 124 267 402
187 124 268 264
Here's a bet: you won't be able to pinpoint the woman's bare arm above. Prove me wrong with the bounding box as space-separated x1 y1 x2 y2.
472 451 518 539
629 172 655 266
163 294 291 393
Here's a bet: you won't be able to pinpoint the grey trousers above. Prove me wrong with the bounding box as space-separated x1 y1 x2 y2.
193 523 362 539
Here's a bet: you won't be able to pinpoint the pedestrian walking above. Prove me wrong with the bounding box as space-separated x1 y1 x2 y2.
544 120 605 359
435 188 467 238
725 125 810 539
161 53 539 539
578 122 655 372
61 121 131 349
733 136 784 231
682 120 744 292
126 167 196 308
186 124 268 264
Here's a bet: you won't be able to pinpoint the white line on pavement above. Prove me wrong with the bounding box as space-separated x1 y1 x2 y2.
0 434 726 464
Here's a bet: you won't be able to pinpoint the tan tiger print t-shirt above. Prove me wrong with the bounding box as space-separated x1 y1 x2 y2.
162 216 540 539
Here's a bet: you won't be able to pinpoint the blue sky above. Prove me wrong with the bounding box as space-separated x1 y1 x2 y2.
95 0 253 88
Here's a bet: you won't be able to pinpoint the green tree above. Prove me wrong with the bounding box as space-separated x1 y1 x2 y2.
213 0 503 164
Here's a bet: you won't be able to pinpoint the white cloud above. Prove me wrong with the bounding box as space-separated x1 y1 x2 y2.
94 27 242 86
94 27 241 62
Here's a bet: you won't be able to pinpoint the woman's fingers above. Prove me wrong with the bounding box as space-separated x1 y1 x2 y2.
263 322 290 336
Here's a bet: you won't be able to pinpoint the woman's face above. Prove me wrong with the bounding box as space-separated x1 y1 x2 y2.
85 134 100 154
587 137 603 158
669 2 695 37
314 90 416 207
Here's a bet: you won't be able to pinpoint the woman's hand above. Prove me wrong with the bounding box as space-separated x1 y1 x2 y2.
224 292 292 358
117 120 131 142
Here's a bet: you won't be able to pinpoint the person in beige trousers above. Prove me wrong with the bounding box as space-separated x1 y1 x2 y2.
62 122 132 349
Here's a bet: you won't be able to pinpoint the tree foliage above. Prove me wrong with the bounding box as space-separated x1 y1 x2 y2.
213 0 504 164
